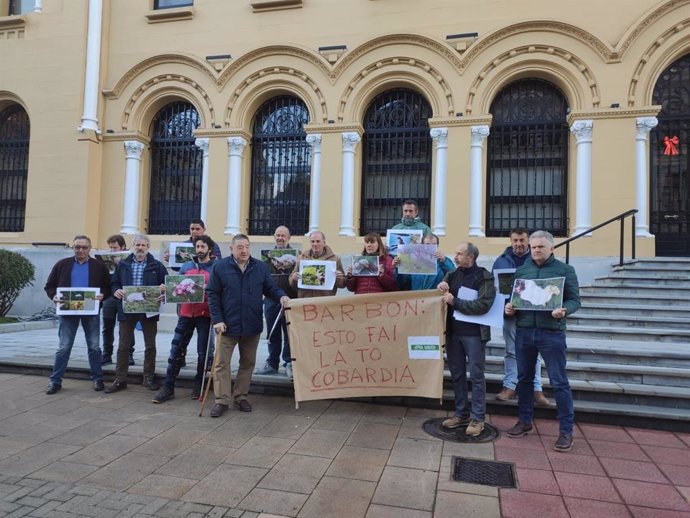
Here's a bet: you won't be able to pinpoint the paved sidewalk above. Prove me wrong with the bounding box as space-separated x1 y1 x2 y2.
0 328 689 517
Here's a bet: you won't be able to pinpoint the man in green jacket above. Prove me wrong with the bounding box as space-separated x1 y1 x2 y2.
392 199 432 234
504 230 581 452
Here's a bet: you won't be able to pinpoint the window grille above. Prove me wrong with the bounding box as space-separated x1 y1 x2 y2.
147 101 202 235
8 0 33 15
0 105 29 232
249 95 310 236
360 88 432 235
486 79 569 237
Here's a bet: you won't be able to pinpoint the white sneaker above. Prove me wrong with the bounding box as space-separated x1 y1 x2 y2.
285 363 293 379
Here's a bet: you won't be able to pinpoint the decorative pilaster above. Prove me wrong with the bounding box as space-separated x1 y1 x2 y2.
225 136 247 235
33 0 43 12
339 132 361 236
195 138 210 223
306 133 322 234
570 120 594 236
430 127 448 236
635 117 658 237
121 141 145 234
469 125 490 237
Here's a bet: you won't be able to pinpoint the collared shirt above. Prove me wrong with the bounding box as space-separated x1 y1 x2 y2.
131 259 146 286
70 258 90 287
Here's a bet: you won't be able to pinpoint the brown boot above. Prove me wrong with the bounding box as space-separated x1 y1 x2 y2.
534 391 549 406
496 387 516 401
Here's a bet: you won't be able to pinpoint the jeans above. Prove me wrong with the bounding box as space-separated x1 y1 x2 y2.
50 315 103 384
446 334 486 421
516 328 574 434
264 298 290 369
213 334 260 405
101 296 134 357
503 317 542 391
162 316 214 390
116 317 157 380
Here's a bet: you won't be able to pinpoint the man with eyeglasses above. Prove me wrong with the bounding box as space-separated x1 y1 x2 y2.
44 235 111 394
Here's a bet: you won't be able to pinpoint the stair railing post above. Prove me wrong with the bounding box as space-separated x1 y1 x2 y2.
619 218 625 267
631 213 636 260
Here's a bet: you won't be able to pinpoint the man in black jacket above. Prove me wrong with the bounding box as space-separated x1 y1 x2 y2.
105 234 168 394
44 235 111 394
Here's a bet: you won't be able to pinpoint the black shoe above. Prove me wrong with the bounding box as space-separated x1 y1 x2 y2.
554 433 574 452
234 399 252 412
93 380 104 391
142 376 160 391
152 386 174 404
101 355 112 365
210 403 228 418
128 354 135 366
104 380 127 394
46 383 62 395
506 420 533 438
190 383 201 400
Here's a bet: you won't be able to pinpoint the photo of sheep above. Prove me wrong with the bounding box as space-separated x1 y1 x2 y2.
396 244 437 275
94 251 130 274
510 277 565 311
122 286 162 313
386 229 424 256
493 268 517 297
261 249 298 275
297 260 336 290
168 242 196 268
165 275 205 304
351 255 379 276
55 288 100 315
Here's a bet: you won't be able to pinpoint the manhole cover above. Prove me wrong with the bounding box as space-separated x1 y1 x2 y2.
422 418 499 443
451 456 517 488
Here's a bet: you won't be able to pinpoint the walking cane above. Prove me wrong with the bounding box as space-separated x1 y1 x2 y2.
198 328 222 417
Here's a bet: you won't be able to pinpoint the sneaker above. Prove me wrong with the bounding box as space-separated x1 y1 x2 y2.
534 391 550 406
442 416 471 429
465 419 485 437
285 362 293 379
554 433 573 452
152 386 174 404
142 376 160 391
496 387 516 401
506 420 533 438
255 361 279 375
101 354 112 365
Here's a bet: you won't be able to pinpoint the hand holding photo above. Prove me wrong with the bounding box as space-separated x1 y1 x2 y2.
55 288 101 315
351 255 379 276
297 260 337 290
261 249 298 275
396 244 437 275
386 229 424 256
122 286 162 313
168 242 196 268
510 277 566 311
165 275 205 304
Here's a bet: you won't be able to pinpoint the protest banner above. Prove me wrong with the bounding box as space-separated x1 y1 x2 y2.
286 290 446 404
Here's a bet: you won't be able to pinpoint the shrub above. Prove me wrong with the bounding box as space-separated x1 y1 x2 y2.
0 249 35 317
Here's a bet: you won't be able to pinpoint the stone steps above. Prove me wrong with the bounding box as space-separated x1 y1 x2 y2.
567 313 690 330
576 303 688 318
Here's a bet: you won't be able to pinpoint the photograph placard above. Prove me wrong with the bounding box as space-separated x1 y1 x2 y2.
297 260 336 290
386 229 424 256
493 268 517 297
94 251 130 274
396 244 437 275
351 255 379 277
168 242 196 268
122 286 162 313
510 277 566 311
261 249 298 275
55 288 100 315
165 275 205 304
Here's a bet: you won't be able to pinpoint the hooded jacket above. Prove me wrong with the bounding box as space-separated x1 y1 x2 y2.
290 244 346 298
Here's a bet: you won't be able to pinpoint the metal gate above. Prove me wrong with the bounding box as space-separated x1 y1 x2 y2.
0 105 29 232
360 88 432 236
486 79 569 237
651 54 690 257
249 96 310 236
147 102 202 235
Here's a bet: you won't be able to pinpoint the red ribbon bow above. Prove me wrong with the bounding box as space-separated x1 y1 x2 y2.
663 135 679 156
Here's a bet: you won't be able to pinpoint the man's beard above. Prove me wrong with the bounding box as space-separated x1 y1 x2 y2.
197 251 209 261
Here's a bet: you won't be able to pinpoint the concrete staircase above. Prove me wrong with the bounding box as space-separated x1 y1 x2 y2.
479 258 690 430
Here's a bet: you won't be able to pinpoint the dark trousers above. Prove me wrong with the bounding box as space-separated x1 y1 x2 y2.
102 296 134 357
116 317 157 380
162 316 214 390
446 334 486 421
264 298 290 369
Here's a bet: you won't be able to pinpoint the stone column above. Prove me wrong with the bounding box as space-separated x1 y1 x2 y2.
635 117 658 237
339 132 361 236
195 138 210 223
430 127 448 236
78 0 103 133
469 125 490 237
33 0 43 12
570 120 594 236
225 136 247 235
306 133 322 234
121 141 145 234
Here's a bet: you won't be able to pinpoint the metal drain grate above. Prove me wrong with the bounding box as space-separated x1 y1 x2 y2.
422 418 499 443
451 457 517 488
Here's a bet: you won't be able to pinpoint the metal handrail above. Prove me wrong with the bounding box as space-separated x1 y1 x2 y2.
554 209 638 266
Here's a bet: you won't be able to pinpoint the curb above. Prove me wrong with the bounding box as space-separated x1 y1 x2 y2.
0 320 57 334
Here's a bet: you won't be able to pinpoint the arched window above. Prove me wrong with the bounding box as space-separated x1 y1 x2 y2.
650 54 690 256
486 79 570 236
361 88 433 235
0 104 30 232
249 95 310 236
147 101 202 235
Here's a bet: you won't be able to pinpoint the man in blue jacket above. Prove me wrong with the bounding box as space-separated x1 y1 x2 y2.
206 234 289 417
505 230 581 452
105 234 168 394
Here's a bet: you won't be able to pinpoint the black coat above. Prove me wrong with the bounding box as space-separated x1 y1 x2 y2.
111 252 168 321
44 256 112 302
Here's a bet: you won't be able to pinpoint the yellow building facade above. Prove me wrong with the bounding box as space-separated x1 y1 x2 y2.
1 0 689 258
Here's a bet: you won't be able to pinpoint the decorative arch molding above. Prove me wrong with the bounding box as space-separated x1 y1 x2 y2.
626 19 690 107
0 91 29 115
337 57 453 122
225 67 328 125
465 47 598 115
617 0 690 58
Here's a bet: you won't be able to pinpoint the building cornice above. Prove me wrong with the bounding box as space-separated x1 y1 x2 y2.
567 106 661 123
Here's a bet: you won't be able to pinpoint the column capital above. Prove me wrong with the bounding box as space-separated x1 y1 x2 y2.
470 125 490 145
227 136 247 156
306 133 322 150
430 127 448 147
123 140 145 159
570 119 593 142
195 137 210 153
342 131 361 152
636 117 658 139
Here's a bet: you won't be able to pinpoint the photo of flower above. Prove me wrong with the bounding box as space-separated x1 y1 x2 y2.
165 275 205 304
300 265 326 286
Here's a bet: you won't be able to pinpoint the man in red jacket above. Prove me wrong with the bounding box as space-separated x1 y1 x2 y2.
153 235 217 403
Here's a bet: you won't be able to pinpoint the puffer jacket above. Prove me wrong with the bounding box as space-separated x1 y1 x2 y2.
346 254 398 294
177 258 215 318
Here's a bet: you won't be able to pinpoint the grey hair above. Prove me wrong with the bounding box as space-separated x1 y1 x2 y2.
232 233 250 245
529 230 555 245
131 234 150 246
309 230 326 241
73 235 92 246
464 242 479 261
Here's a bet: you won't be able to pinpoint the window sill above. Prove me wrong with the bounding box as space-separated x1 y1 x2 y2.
0 15 26 30
251 0 302 12
145 6 194 24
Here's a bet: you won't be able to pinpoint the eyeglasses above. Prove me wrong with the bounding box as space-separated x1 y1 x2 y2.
74 245 90 250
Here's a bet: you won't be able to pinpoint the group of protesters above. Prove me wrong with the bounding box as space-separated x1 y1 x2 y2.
43 198 581 453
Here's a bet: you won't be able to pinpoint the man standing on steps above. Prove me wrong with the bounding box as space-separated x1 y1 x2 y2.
505 230 581 452
392 199 432 235
492 227 549 406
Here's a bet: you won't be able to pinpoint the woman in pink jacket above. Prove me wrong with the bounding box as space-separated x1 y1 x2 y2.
346 233 398 294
